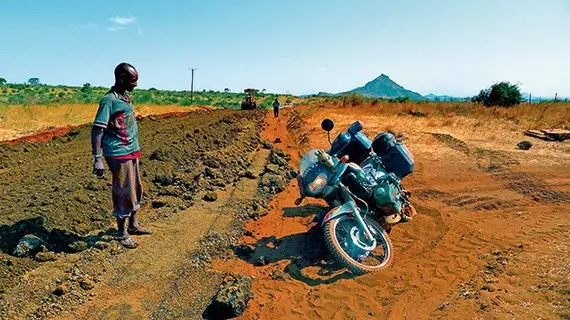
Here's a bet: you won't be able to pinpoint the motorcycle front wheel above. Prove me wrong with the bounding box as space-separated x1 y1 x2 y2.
323 215 393 275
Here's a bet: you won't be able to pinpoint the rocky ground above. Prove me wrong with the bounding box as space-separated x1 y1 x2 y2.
1 103 569 320
0 109 292 319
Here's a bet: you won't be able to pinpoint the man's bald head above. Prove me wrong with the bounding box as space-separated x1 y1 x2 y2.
114 63 138 91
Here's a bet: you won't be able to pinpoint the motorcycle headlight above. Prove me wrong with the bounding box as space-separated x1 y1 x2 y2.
307 173 328 194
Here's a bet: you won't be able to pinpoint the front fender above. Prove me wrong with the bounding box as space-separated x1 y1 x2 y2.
322 201 356 225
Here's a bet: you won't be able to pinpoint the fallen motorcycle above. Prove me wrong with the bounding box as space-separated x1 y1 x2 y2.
292 119 416 275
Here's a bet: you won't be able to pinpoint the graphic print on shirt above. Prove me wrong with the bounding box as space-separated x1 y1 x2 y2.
115 112 128 146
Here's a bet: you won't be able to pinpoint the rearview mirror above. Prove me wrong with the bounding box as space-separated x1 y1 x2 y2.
321 119 334 132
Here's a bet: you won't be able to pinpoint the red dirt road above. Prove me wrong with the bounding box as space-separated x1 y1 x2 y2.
216 104 570 320
1 103 567 319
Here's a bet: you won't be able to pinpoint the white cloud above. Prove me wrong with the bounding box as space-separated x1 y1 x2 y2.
318 67 328 71
108 16 137 25
106 26 124 32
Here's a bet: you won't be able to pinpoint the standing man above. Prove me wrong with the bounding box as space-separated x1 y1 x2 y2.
272 97 280 117
91 62 151 249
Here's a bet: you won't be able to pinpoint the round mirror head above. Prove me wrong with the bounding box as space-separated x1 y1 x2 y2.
321 119 334 132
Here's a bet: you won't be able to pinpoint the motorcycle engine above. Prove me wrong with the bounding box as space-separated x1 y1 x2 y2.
371 176 403 217
343 156 404 217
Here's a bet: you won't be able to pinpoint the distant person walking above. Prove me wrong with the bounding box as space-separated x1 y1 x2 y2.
273 97 280 117
91 62 151 249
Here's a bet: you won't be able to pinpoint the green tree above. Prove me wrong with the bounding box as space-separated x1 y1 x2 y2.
81 83 92 93
472 82 523 107
0 78 7 85
224 88 230 93
28 78 40 85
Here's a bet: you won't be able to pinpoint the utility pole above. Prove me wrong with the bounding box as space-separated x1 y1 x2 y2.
189 68 196 104
529 93 532 104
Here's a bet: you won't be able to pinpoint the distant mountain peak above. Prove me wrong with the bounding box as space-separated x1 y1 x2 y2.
342 74 424 100
367 74 391 83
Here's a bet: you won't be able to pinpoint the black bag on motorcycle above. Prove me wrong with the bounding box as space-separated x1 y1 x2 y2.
372 132 414 179
329 121 372 165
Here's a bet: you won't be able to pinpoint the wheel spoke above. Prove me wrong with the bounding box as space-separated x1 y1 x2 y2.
337 221 351 233
368 252 385 261
329 215 392 271
336 228 348 238
347 247 359 260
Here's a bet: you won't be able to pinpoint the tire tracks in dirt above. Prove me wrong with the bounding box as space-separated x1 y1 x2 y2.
431 132 569 204
215 105 570 320
214 108 474 319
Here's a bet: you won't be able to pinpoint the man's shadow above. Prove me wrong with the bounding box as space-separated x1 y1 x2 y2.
0 216 115 256
235 204 356 286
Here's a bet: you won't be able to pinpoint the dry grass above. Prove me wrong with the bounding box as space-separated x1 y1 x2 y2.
0 104 203 141
299 100 570 166
306 98 570 129
1 99 568 143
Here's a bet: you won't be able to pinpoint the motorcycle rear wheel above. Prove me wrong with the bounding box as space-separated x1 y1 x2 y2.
323 215 393 275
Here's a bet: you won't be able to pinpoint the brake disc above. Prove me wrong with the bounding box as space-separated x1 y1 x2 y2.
349 226 376 252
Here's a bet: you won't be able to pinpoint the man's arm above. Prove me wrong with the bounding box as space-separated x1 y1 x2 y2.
91 126 105 176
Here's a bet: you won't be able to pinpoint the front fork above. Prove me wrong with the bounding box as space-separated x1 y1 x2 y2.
322 192 375 242
348 202 375 242
339 184 375 241
295 169 375 242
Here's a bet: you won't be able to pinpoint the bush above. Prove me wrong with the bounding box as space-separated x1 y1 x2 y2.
192 97 211 105
472 82 523 107
226 101 240 109
259 98 273 109
340 93 365 106
388 96 410 103
8 93 26 104
214 100 228 108
0 83 296 107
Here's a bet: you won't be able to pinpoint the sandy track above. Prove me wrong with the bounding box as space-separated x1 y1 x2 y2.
217 105 570 320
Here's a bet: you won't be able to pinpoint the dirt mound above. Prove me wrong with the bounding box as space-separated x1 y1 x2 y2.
286 109 309 152
2 125 87 145
0 109 266 294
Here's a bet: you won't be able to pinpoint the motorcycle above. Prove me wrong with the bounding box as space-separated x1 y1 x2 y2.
291 119 416 275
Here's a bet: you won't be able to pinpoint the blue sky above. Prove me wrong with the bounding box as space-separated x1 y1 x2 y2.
1 0 569 97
